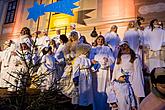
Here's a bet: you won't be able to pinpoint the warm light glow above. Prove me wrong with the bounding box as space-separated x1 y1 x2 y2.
102 0 135 20
54 17 69 26
48 0 79 37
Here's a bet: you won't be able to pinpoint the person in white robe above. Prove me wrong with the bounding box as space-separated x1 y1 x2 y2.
52 29 61 48
2 41 33 91
59 32 79 98
63 31 79 60
35 31 50 56
11 40 40 91
107 69 136 110
50 39 57 54
55 34 68 62
38 31 50 47
89 35 115 110
5 41 19 91
143 19 165 72
123 21 141 54
104 25 121 58
0 40 13 88
112 41 145 109
72 44 93 108
17 27 33 49
54 35 68 78
0 38 33 91
37 46 58 91
69 23 81 39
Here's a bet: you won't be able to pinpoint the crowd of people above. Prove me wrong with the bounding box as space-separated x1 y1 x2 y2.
0 19 165 110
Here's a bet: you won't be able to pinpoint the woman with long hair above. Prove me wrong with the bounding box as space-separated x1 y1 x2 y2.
112 41 145 109
89 35 114 110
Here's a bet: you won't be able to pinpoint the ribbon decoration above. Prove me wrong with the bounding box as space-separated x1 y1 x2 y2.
27 0 80 22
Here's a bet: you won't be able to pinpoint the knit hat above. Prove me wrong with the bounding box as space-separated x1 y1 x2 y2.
76 44 91 57
151 67 165 84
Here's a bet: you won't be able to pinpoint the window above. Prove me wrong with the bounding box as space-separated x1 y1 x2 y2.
4 0 17 24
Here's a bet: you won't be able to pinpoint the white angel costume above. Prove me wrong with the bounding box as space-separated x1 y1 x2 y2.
104 31 121 57
112 55 145 102
107 82 136 110
123 29 141 54
89 45 115 110
107 69 136 110
143 27 165 72
0 46 13 87
37 53 57 91
72 54 93 106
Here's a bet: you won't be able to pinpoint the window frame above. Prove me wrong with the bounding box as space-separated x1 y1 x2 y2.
4 0 18 24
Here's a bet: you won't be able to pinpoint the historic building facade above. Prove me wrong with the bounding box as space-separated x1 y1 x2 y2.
0 0 165 47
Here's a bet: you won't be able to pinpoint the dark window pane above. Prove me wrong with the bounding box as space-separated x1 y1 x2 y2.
13 1 16 5
10 13 14 19
12 2 16 9
11 10 15 13
5 15 10 22
7 12 11 16
8 4 12 10
4 0 17 24
12 5 16 9
9 18 13 23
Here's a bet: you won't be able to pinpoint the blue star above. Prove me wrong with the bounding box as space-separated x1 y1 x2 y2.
27 2 45 22
61 0 80 3
71 0 80 2
27 0 80 22
44 0 79 16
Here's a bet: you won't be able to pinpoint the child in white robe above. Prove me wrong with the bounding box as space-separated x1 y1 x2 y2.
107 69 136 110
72 44 93 108
37 46 58 91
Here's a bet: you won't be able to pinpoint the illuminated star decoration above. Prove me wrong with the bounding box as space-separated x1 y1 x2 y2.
27 2 45 22
27 0 79 22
